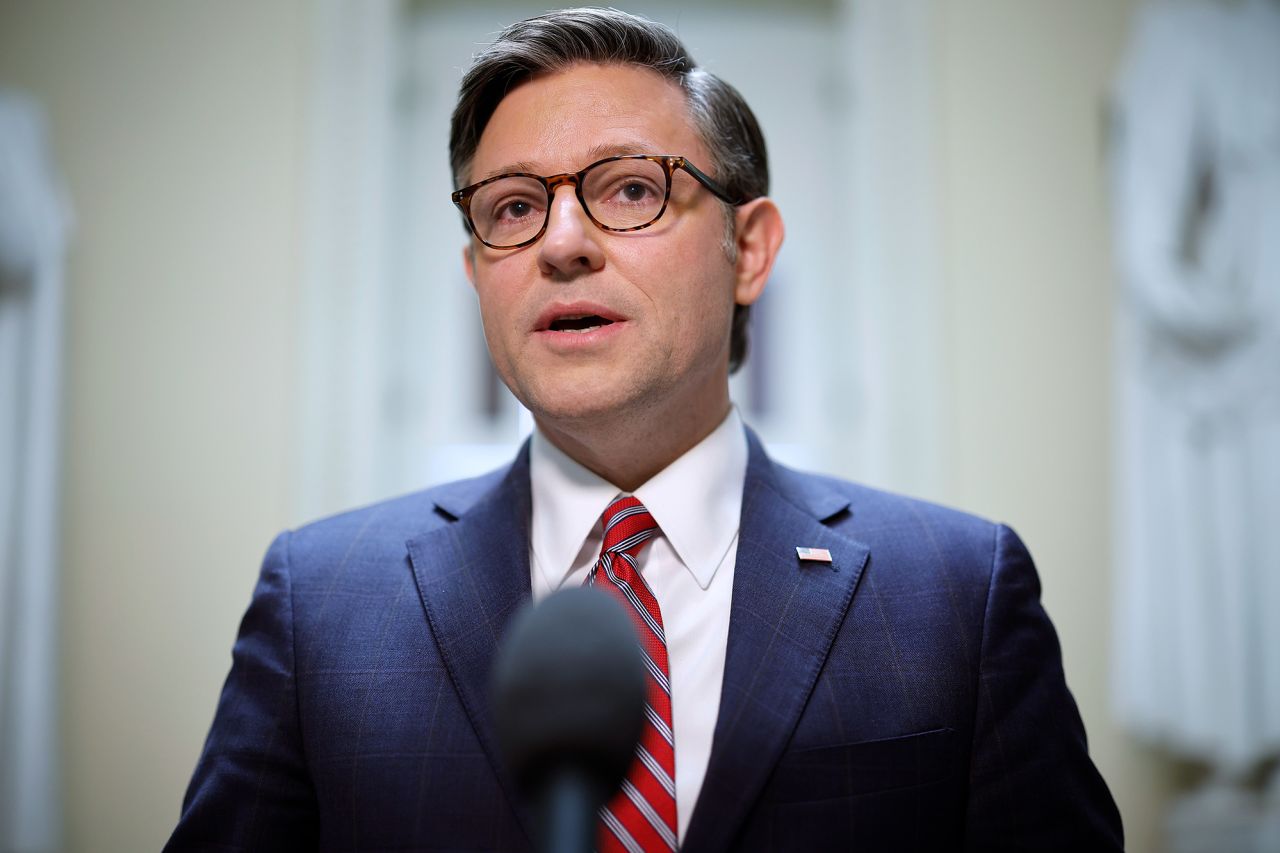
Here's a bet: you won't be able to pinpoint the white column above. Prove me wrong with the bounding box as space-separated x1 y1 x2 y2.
0 90 72 853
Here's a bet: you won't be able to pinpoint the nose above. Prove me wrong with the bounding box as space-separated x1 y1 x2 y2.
537 184 605 278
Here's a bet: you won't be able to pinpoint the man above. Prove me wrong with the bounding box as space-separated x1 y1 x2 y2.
167 8 1123 852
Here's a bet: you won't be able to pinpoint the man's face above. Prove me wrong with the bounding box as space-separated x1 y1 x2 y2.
463 63 747 431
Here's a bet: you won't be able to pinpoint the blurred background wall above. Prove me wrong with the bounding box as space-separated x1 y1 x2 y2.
0 0 1195 850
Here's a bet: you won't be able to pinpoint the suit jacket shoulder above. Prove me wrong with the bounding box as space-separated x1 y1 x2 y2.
166 453 538 853
702 442 1122 852
285 463 509 571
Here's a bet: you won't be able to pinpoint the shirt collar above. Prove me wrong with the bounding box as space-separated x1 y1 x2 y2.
530 408 748 592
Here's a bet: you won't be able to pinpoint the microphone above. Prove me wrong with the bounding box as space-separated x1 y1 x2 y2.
492 587 646 853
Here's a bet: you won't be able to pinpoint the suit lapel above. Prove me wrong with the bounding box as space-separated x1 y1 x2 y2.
405 445 535 841
404 434 869 851
683 433 870 853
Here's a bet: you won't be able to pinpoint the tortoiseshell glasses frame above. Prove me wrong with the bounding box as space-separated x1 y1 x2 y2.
450 154 742 250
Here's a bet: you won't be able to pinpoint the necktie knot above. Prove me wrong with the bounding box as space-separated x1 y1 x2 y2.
601 496 658 558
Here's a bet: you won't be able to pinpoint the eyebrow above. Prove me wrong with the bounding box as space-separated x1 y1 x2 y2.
479 141 667 181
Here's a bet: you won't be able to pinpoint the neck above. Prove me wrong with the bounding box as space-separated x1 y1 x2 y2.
535 395 732 492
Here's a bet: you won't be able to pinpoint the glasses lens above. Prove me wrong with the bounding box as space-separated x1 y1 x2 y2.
468 175 548 247
582 158 668 230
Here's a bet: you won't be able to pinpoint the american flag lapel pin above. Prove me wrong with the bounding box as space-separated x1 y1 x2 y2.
796 546 833 564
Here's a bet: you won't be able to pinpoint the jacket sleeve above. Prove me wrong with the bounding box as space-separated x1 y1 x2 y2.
962 524 1124 851
164 531 319 852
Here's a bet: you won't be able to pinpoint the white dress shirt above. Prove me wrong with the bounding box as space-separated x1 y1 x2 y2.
529 408 747 843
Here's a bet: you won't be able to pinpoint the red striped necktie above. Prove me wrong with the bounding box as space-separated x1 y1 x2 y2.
587 496 678 852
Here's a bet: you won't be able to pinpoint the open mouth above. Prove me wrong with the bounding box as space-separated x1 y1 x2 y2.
547 314 615 333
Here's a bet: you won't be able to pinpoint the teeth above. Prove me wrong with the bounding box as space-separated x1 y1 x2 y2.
548 313 612 332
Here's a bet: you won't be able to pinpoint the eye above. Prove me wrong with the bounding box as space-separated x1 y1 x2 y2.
606 175 661 205
619 180 656 202
470 176 547 232
591 173 664 211
582 159 669 223
484 191 544 226
496 199 536 221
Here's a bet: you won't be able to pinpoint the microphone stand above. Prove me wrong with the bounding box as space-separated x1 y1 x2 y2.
540 765 597 853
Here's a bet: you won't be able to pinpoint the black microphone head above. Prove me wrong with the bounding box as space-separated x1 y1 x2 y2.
491 587 646 801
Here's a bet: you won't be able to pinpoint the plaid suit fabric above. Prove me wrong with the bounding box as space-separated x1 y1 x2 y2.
165 432 1121 852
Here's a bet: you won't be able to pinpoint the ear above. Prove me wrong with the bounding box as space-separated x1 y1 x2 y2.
732 197 785 306
462 244 476 289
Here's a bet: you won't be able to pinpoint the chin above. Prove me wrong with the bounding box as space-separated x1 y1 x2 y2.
517 380 641 426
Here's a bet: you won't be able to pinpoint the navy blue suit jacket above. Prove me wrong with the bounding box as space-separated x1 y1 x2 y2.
167 432 1123 851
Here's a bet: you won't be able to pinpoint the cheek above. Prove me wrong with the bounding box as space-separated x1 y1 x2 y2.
473 260 528 334
665 253 737 332
618 227 734 311
472 289 523 377
647 280 735 373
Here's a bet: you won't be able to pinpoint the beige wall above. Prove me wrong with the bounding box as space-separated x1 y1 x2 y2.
0 1 309 850
932 2 1184 851
0 0 1182 850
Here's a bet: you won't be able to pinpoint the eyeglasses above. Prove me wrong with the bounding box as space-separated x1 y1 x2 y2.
451 154 741 250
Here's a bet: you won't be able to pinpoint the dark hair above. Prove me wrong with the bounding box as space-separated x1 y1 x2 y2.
449 7 769 373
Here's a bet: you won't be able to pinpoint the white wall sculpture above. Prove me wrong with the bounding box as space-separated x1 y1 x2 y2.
1111 0 1280 846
